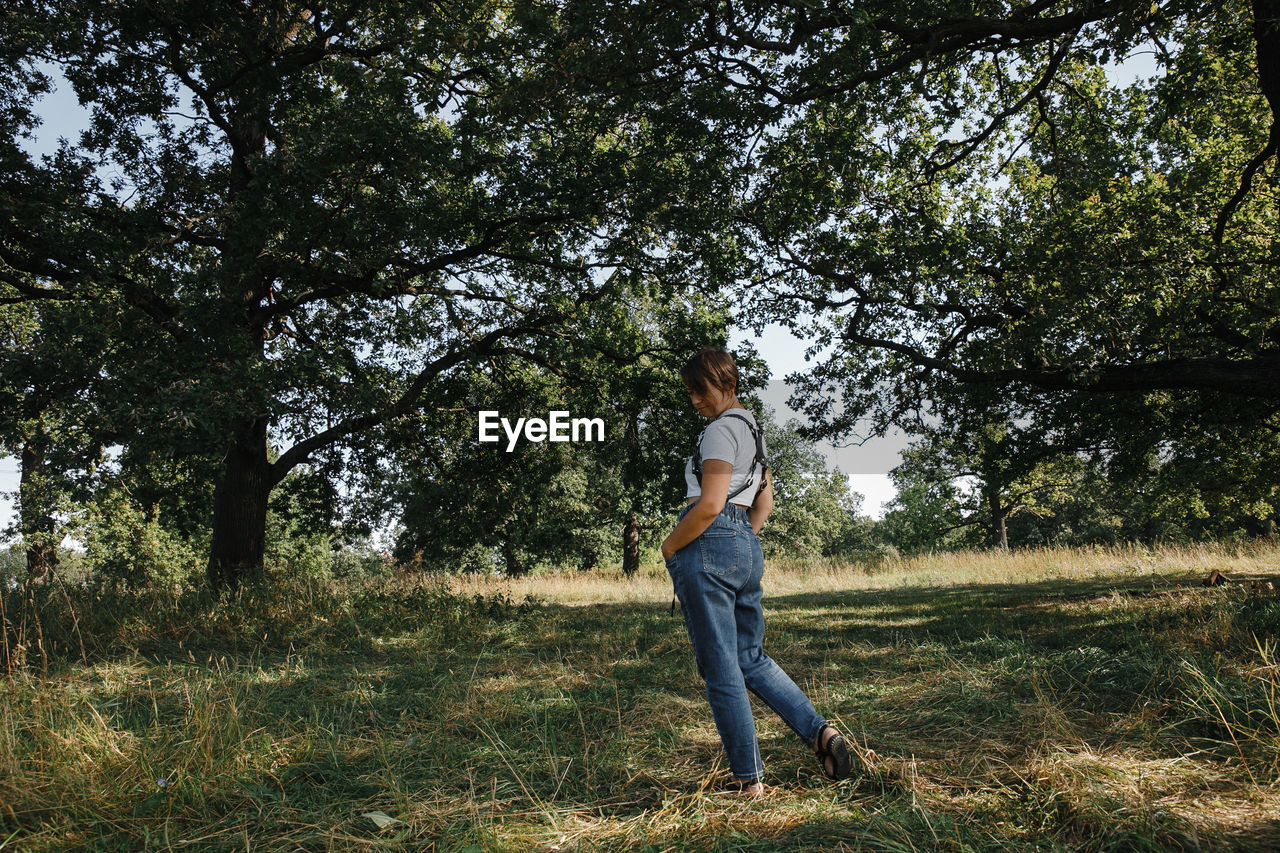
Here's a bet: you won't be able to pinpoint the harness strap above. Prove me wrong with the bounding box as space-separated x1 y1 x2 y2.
692 412 769 502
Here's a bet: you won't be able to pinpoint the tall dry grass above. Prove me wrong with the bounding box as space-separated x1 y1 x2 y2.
453 539 1280 604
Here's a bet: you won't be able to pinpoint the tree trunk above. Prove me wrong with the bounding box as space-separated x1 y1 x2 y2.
620 412 643 578
1248 516 1278 539
19 431 58 582
206 416 271 592
621 512 640 577
203 71 275 595
502 539 524 577
985 487 1009 551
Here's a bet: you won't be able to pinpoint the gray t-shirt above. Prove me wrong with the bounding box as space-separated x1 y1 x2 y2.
684 408 767 507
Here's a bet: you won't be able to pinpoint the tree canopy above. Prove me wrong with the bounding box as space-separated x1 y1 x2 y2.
702 0 1280 538
706 0 1278 422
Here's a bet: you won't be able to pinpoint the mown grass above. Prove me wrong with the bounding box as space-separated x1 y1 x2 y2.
3 542 1280 851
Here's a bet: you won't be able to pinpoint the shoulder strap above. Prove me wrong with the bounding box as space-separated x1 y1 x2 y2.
692 413 770 501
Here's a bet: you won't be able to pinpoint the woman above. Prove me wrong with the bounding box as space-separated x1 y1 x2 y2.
661 348 852 797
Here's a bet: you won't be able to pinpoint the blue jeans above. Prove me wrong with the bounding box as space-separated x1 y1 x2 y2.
665 503 827 782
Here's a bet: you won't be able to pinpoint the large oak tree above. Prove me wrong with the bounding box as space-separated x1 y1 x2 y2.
1 1 747 589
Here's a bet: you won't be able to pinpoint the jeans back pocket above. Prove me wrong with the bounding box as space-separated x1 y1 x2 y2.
699 524 745 577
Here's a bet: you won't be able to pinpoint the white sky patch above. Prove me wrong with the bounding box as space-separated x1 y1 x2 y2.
731 325 905 520
16 66 93 159
848 475 897 520
0 459 15 545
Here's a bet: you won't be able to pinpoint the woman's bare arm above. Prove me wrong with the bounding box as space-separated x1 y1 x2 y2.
748 471 773 534
660 460 731 559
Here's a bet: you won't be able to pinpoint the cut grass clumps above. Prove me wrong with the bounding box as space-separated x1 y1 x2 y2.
3 541 1280 851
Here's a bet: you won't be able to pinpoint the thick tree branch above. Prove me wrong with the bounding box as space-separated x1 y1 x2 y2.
841 324 1280 398
0 271 73 302
767 0 1148 105
269 317 560 483
1214 2 1280 244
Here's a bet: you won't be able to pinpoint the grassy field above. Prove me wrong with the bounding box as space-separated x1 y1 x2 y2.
3 542 1280 851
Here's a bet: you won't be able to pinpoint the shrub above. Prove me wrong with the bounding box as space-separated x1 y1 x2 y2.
81 491 203 589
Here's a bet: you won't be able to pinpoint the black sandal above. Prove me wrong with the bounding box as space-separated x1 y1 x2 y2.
814 724 852 781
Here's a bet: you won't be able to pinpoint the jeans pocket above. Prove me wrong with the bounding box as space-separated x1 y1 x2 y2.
699 528 743 577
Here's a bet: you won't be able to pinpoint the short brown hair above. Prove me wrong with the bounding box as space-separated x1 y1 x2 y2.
680 348 739 396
